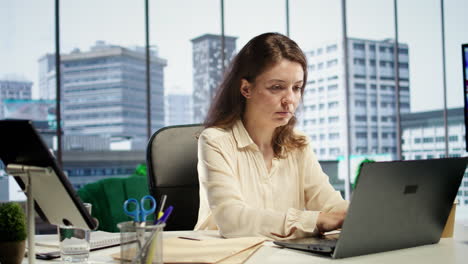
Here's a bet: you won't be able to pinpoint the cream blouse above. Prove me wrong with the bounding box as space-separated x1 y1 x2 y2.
194 120 348 239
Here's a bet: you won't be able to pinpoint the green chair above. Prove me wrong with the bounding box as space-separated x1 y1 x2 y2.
77 165 154 232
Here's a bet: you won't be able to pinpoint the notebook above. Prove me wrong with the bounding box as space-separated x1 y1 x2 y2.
274 157 468 259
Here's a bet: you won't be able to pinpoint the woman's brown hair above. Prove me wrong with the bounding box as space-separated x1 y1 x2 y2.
204 32 307 158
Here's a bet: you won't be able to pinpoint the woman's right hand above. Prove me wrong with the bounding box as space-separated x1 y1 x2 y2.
316 211 347 234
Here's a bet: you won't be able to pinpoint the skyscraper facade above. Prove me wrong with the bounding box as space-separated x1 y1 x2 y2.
0 79 32 118
300 38 410 160
165 93 193 126
38 54 56 100
401 107 468 206
191 34 237 123
38 41 167 148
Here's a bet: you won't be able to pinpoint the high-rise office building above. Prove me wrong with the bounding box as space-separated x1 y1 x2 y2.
191 34 237 123
38 54 56 100
165 93 193 126
300 38 410 160
401 107 468 206
38 41 167 148
0 78 32 118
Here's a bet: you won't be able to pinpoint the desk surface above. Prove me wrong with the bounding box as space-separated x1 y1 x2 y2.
29 222 468 264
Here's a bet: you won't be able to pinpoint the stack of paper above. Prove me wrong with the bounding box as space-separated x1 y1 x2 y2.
112 236 265 264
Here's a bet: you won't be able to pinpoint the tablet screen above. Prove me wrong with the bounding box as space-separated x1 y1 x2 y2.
0 119 97 230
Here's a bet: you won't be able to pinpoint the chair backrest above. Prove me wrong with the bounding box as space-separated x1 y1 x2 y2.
146 124 204 231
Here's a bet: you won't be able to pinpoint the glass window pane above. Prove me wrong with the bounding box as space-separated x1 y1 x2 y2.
60 0 146 189
444 0 468 214
0 0 54 199
225 0 285 48
346 0 398 174
290 0 344 196
398 0 445 163
151 0 219 126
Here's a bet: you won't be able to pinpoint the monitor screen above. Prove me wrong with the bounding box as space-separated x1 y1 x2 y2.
463 44 468 151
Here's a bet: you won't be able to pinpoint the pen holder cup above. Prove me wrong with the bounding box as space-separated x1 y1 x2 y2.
117 221 165 264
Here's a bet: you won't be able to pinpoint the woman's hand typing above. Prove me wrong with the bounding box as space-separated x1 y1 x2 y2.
316 211 347 234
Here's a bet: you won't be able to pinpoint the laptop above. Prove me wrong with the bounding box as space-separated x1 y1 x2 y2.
274 157 468 258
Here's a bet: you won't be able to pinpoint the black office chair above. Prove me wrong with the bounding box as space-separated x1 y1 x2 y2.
146 124 204 231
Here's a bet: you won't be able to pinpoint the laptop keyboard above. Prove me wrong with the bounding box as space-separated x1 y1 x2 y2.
315 238 338 247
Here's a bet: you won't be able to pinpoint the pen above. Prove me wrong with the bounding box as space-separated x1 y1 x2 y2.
135 206 174 264
178 236 202 241
157 194 167 221
156 206 173 225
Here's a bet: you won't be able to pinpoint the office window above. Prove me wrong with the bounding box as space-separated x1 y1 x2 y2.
355 83 366 90
398 62 409 69
422 137 434 143
355 100 366 107
328 116 339 123
327 59 338 67
326 44 338 53
328 101 339 108
329 133 340 140
328 84 338 91
355 115 367 122
329 148 340 155
353 58 365 65
356 132 367 138
353 43 365 50
398 48 408 54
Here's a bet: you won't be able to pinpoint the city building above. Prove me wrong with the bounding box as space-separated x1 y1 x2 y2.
165 93 193 126
191 34 237 123
38 41 167 149
401 107 468 206
300 38 410 160
0 79 32 118
38 54 56 100
62 150 145 189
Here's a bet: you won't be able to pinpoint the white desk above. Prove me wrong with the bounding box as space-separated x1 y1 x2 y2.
29 222 468 264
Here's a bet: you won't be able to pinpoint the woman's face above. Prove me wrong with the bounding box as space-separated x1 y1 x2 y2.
241 59 304 128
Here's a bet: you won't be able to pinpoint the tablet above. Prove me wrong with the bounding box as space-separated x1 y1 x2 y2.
0 119 97 230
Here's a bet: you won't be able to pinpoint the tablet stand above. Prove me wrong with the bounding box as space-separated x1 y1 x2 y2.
7 164 55 264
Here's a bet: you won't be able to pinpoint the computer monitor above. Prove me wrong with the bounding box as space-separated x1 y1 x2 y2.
463 44 468 151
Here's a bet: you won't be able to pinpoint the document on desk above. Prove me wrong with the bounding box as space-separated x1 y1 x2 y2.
112 236 266 264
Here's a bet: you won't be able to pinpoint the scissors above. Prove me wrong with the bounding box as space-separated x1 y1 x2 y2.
123 195 156 224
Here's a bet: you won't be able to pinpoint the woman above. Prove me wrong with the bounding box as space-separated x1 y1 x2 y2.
195 32 348 239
